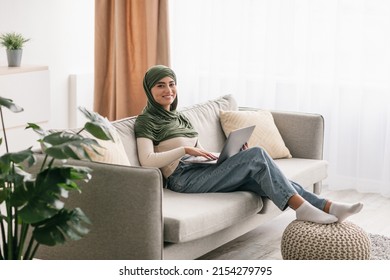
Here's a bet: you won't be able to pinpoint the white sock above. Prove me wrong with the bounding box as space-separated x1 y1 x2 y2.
296 201 338 224
329 202 363 222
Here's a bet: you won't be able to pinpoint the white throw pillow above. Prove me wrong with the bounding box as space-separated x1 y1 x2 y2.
81 128 131 166
219 110 292 159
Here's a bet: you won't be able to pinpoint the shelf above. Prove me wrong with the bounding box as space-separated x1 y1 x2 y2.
0 66 50 153
0 65 49 75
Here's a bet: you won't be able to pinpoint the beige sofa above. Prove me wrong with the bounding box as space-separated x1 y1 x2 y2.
34 94 327 260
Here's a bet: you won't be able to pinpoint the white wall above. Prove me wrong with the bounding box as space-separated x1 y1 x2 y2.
0 0 94 130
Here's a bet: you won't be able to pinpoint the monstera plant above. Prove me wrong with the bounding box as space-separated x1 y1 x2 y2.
0 96 113 260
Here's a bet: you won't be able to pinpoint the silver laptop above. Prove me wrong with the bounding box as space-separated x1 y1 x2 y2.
183 125 255 164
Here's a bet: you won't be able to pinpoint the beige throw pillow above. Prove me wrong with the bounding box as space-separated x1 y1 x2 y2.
219 110 292 159
81 128 131 166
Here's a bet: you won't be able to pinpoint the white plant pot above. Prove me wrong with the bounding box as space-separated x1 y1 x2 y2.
6 49 23 67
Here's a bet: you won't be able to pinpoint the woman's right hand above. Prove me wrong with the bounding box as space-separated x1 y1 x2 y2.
184 146 219 160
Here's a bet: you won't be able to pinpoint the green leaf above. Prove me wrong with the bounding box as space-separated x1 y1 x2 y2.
26 122 48 138
10 180 33 207
58 165 92 191
84 122 113 141
0 96 23 113
64 165 92 182
10 148 35 165
15 165 85 223
16 179 63 224
0 188 9 204
15 165 92 223
78 107 114 141
0 166 34 198
43 131 81 146
0 148 35 174
42 131 100 160
32 208 91 246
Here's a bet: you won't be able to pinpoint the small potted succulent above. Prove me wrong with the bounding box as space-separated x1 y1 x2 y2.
0 32 30 67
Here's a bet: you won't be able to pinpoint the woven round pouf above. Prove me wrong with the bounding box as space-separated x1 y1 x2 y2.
281 220 371 260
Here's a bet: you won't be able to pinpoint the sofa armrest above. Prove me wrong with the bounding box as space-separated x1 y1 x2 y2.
31 155 164 260
270 111 324 160
239 107 325 160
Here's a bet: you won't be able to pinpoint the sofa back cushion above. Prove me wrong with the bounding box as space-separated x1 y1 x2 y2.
219 109 292 159
179 94 238 152
80 128 132 166
111 116 139 165
112 94 238 166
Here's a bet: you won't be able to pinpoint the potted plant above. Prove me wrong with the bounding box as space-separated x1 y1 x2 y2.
0 32 30 67
0 96 113 260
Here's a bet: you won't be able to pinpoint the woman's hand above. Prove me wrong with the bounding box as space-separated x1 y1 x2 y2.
241 142 249 151
184 146 219 160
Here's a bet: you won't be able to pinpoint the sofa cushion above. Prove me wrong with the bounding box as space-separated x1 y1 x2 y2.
275 158 328 189
163 158 327 243
81 128 131 166
112 116 140 166
219 109 292 159
180 94 238 152
163 189 262 243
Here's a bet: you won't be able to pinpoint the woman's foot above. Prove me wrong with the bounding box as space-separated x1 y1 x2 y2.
296 201 338 224
329 202 363 222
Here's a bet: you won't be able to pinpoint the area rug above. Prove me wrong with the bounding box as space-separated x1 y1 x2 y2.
369 233 390 260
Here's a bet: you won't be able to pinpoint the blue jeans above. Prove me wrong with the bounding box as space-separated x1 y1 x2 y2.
166 147 327 211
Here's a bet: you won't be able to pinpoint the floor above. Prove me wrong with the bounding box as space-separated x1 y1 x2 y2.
198 186 390 260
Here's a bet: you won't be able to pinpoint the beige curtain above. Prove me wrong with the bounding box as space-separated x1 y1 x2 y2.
94 0 170 120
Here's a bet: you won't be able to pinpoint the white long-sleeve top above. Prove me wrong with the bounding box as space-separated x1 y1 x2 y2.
136 136 201 178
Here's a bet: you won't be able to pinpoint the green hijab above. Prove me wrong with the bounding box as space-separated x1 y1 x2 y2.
134 65 198 144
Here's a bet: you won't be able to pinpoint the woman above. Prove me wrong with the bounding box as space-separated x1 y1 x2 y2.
134 65 363 224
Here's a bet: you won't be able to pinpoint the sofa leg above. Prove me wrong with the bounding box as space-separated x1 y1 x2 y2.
313 182 322 195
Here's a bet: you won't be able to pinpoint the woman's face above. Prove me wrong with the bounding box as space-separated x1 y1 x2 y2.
151 76 177 111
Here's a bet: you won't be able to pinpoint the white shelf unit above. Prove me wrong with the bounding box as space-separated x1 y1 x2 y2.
0 66 50 153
